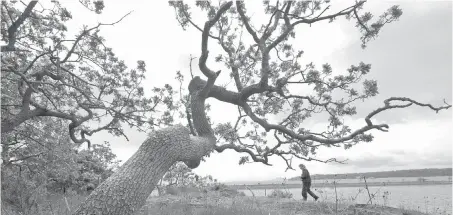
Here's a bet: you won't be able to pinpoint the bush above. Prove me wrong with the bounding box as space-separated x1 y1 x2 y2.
209 183 229 191
164 186 201 195
237 191 246 196
268 189 293 198
162 183 245 198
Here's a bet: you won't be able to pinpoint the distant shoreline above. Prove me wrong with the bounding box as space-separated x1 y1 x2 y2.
228 181 452 190
287 168 452 181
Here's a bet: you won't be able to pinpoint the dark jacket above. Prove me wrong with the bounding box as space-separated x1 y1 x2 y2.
301 168 311 183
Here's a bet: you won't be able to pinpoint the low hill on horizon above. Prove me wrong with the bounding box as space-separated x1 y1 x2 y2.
288 168 452 181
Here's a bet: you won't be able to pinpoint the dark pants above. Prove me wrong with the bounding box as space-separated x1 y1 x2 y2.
302 181 318 201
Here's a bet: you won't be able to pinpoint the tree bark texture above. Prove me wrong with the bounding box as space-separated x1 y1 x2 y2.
73 3 232 214
72 125 211 215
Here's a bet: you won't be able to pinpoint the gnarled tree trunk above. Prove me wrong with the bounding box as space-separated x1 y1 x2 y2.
73 74 220 215
73 3 233 214
73 125 212 215
72 78 220 215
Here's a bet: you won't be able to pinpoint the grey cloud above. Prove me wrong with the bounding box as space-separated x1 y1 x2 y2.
344 154 406 168
389 149 409 156
418 152 453 167
270 1 452 127
330 1 452 122
335 149 452 170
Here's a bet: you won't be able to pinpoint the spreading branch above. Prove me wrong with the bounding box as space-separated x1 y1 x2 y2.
1 1 38 52
197 1 232 98
236 1 260 44
3 152 44 167
1 4 158 149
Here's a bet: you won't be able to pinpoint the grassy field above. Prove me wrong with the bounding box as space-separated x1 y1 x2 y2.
1 187 439 215
137 189 430 215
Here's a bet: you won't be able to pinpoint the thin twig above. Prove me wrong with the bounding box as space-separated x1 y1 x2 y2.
363 176 373 205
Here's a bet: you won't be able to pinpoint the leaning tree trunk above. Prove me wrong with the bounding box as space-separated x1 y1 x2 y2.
73 2 233 213
73 77 219 214
72 125 213 214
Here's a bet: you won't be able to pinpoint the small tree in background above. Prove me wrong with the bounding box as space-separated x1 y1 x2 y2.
162 162 216 186
162 162 196 187
1 116 120 214
158 162 220 195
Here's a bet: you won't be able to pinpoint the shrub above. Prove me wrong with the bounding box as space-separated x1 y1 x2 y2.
268 189 293 198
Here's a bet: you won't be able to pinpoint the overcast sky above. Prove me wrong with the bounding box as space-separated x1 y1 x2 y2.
63 1 452 182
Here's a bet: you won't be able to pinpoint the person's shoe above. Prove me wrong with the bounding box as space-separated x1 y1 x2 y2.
314 197 319 201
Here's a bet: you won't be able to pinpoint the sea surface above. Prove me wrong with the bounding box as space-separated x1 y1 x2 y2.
239 184 452 215
229 176 452 185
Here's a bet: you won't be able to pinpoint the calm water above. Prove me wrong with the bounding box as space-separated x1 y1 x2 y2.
239 184 452 215
279 176 452 185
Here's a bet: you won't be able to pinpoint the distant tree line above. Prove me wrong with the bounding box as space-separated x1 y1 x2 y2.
289 168 452 180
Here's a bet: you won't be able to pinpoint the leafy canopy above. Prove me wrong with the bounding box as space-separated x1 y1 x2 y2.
1 1 174 147
169 1 450 170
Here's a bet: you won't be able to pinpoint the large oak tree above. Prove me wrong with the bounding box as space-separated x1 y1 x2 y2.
1 1 450 214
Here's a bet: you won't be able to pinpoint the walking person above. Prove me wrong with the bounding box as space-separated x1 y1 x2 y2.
299 164 319 201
